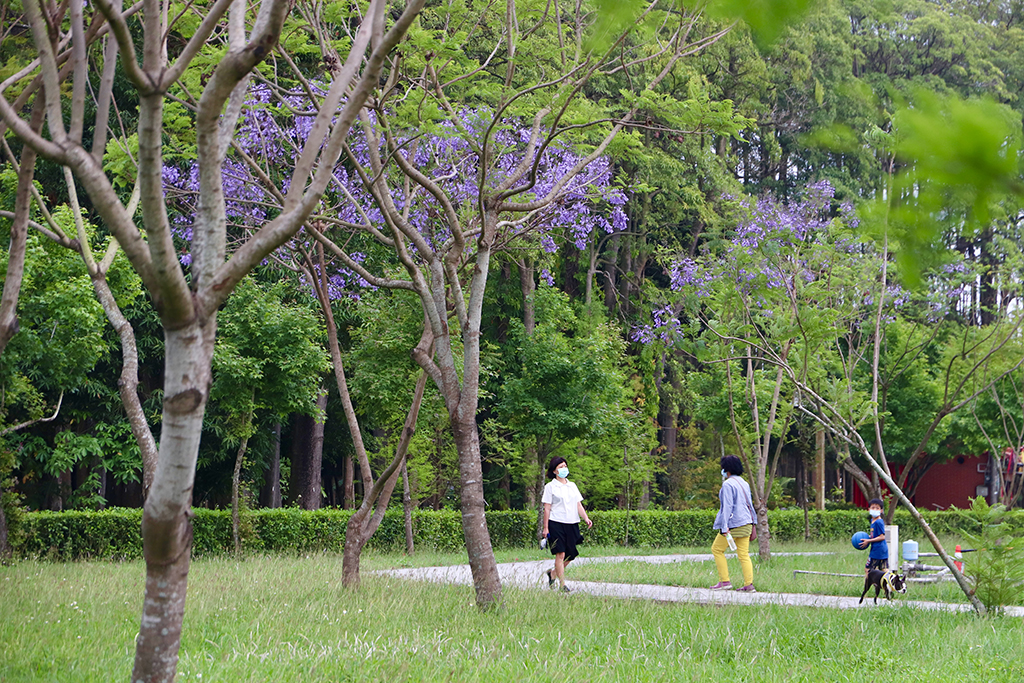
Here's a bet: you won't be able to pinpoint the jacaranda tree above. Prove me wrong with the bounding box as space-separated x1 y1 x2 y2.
0 0 425 678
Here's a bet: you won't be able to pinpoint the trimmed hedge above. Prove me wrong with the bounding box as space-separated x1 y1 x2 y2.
11 507 1005 562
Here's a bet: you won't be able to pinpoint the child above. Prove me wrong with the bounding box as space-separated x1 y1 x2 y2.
859 498 888 576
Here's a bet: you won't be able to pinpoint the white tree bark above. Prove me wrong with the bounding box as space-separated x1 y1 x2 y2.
0 0 425 678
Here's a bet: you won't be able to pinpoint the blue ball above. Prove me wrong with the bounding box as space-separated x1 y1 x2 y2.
852 531 870 550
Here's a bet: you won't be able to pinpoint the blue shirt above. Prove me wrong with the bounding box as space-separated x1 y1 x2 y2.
713 476 755 531
869 517 888 560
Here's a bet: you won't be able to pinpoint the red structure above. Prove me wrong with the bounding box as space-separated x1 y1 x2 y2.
851 455 989 510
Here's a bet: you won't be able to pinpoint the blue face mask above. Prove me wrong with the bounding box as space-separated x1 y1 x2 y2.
557 467 569 479
721 469 728 481
869 508 882 518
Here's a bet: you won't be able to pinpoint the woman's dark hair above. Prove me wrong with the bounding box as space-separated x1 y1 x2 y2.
720 455 743 476
547 456 567 479
868 498 884 508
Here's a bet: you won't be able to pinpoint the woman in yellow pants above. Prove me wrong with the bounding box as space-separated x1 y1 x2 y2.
709 455 756 592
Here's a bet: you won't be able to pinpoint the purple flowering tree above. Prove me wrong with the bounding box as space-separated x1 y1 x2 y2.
664 181 884 557
664 180 1021 611
160 0 733 605
0 0 425 678
163 96 632 585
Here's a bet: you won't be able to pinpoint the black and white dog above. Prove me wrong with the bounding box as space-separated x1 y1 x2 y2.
859 569 907 605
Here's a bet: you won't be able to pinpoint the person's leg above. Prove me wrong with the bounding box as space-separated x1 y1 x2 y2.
733 531 753 587
711 532 731 584
554 552 566 588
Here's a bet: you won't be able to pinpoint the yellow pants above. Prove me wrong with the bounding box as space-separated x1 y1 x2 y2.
711 525 754 586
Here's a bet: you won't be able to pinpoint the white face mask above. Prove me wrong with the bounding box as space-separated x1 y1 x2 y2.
869 509 882 518
721 469 729 481
556 467 569 479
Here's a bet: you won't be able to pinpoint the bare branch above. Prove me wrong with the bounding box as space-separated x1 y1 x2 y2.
161 0 240 90
306 223 416 291
92 0 150 91
206 0 428 313
0 392 63 436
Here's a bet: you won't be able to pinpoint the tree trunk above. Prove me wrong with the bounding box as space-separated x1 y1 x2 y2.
91 275 159 494
978 228 997 326
533 452 547 539
561 242 579 298
344 456 355 509
989 451 1002 506
308 390 328 509
231 433 250 555
309 242 369 512
402 459 414 555
289 412 315 507
56 470 72 511
0 96 43 358
131 320 216 682
97 462 107 505
0 481 9 562
797 456 810 541
815 427 825 510
754 500 771 556
524 444 539 511
585 237 599 306
342 371 428 587
451 413 503 609
289 389 327 510
260 423 282 508
603 233 620 314
231 403 254 555
519 258 535 336
656 353 676 466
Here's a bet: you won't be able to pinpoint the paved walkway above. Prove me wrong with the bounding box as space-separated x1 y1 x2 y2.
378 553 1024 616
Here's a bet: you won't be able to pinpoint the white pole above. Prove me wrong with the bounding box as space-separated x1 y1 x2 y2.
886 524 898 569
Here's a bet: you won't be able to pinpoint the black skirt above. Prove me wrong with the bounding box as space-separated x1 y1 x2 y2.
548 519 584 561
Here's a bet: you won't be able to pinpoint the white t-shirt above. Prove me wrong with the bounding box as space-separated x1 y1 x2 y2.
542 479 583 524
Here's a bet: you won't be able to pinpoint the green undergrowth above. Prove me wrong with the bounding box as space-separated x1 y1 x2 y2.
2 547 1022 682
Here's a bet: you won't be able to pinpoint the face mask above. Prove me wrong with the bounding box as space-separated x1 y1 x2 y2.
869 509 882 518
556 467 569 479
721 469 729 481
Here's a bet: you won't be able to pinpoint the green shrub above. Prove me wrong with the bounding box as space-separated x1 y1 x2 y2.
9 506 993 561
957 497 1024 615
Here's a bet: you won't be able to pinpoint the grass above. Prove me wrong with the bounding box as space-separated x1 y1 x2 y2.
565 542 985 605
2 544 1022 682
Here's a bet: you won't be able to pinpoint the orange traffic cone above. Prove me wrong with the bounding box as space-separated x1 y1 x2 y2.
954 544 963 572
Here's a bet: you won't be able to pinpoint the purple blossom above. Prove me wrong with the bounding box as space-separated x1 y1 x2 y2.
631 306 681 345
161 89 627 300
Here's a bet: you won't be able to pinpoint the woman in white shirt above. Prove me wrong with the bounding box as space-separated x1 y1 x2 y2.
541 456 592 593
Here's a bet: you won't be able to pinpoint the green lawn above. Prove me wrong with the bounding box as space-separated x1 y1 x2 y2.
564 544 987 605
2 545 1022 682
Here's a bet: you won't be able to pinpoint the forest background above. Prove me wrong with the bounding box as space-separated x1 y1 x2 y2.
3 0 1024 532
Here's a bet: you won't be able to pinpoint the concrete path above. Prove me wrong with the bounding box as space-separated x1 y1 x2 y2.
377 553 1024 616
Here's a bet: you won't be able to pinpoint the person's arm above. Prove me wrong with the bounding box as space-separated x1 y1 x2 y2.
861 523 885 547
542 503 551 536
719 482 736 535
577 501 592 528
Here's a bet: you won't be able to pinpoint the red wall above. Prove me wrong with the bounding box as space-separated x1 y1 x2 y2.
851 455 988 511
913 455 988 511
